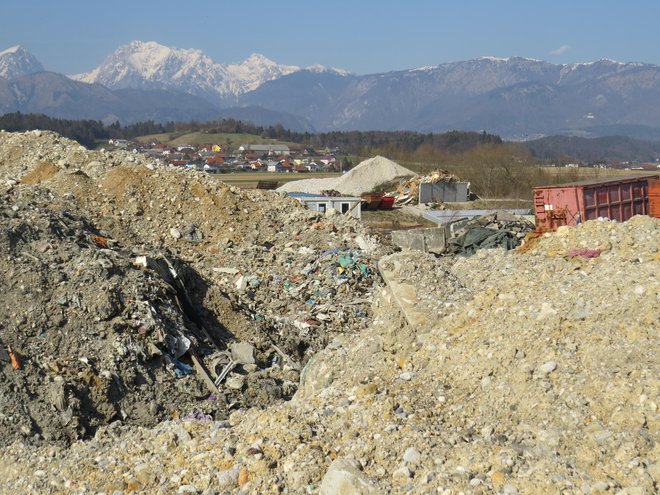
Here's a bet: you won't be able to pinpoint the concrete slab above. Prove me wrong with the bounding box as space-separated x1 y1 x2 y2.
378 256 433 333
391 226 446 254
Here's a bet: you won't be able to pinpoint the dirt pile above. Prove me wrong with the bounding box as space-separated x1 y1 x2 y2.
1 213 656 494
0 131 657 494
277 155 416 196
0 131 382 446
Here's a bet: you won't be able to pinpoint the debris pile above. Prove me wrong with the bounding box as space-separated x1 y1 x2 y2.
447 211 535 255
1 215 656 494
394 168 461 205
277 155 415 196
0 130 382 445
0 130 657 495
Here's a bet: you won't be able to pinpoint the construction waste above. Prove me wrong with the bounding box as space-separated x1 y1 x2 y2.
277 155 415 196
0 130 382 446
394 168 462 206
0 130 658 495
447 211 535 255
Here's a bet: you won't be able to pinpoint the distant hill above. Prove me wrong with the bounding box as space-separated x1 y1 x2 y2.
521 135 660 163
0 72 219 123
3 44 660 139
214 106 315 133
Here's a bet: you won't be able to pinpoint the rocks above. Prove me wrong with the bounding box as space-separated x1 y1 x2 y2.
230 342 256 365
319 458 379 495
539 360 557 374
0 130 657 495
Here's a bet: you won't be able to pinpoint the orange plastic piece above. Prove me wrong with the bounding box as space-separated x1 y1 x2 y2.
90 235 109 249
8 346 21 370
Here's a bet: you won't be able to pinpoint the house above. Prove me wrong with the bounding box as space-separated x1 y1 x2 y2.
239 144 290 156
267 162 285 173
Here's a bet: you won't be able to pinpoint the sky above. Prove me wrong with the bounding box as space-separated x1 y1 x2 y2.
2 0 660 75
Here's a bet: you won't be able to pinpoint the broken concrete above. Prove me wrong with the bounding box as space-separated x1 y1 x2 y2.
390 226 446 254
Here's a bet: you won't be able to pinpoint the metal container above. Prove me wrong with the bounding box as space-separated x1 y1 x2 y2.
650 177 660 218
533 174 659 231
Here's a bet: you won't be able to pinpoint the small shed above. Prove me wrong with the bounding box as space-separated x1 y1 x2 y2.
288 193 362 219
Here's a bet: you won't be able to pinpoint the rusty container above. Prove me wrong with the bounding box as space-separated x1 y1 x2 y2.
533 174 659 231
649 176 660 218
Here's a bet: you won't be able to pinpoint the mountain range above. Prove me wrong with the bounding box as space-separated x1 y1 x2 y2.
2 41 660 140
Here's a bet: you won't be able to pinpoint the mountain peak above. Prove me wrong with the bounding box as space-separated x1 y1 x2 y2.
71 41 302 103
0 45 22 57
0 45 44 79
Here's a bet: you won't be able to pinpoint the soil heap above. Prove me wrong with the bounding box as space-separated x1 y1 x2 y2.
0 130 382 447
0 130 657 495
277 156 416 196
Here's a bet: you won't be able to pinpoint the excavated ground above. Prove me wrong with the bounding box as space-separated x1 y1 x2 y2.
0 131 657 495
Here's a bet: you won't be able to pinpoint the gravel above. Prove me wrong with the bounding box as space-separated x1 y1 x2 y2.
0 130 657 495
277 155 415 195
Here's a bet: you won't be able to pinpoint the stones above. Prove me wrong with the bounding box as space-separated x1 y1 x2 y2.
319 458 379 495
392 465 412 482
402 447 421 464
230 342 256 365
539 360 557 374
225 373 245 391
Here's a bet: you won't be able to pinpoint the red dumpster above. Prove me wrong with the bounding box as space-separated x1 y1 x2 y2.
379 196 395 209
533 174 659 231
650 177 660 218
361 193 384 210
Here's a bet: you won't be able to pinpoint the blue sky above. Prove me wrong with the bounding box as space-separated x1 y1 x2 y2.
2 0 660 75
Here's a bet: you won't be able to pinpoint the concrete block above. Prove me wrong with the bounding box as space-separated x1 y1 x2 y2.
391 226 446 254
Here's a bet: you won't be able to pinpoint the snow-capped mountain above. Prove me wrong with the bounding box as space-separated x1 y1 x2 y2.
2 42 660 139
71 40 301 104
0 45 44 80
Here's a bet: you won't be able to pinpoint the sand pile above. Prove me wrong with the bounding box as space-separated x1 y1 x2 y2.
277 155 416 196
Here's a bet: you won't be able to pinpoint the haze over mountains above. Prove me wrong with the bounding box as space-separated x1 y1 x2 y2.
2 40 660 140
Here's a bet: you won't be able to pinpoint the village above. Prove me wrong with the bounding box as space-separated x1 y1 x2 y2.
108 138 347 174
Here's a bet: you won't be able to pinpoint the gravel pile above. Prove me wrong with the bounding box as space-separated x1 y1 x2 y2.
1 209 656 494
277 155 416 196
0 131 657 495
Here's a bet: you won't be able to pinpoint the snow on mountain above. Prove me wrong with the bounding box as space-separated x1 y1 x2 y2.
0 45 45 80
71 41 300 104
305 64 352 76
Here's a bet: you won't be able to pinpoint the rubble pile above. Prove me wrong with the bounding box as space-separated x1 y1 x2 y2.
1 203 656 494
394 168 461 205
0 186 236 444
0 130 657 494
0 130 382 445
447 211 535 255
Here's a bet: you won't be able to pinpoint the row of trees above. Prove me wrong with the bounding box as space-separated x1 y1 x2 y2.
0 112 175 148
0 113 503 157
1 112 569 198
